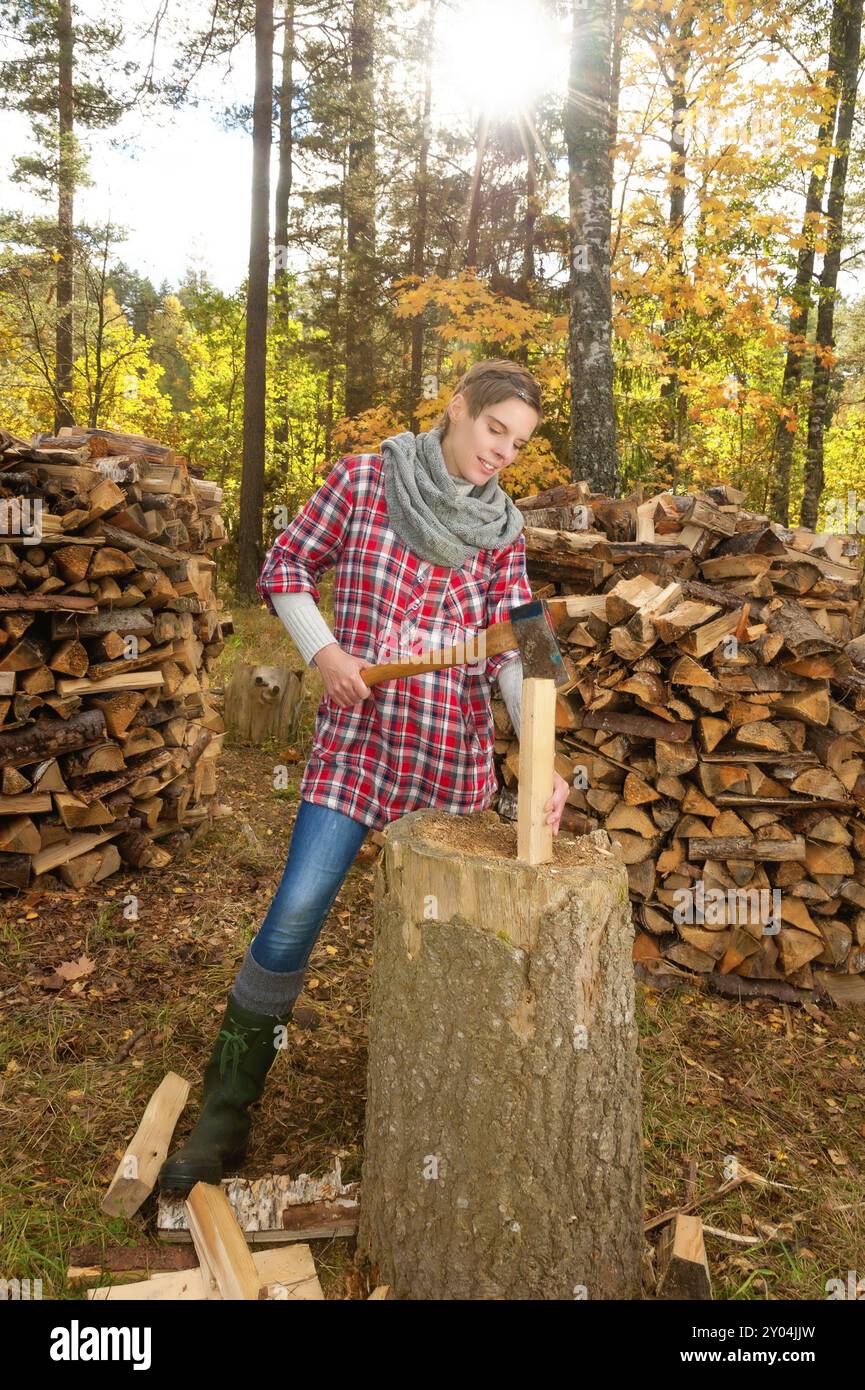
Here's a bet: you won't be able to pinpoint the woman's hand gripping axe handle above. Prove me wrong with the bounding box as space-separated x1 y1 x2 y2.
359 598 570 689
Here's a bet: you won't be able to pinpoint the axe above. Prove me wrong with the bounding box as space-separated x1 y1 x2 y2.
359 598 570 689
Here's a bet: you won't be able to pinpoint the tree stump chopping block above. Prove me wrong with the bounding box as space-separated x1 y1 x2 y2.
357 808 644 1300
224 662 302 746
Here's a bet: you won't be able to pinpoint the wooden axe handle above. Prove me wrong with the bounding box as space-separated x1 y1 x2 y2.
357 599 572 689
360 618 517 688
361 657 456 687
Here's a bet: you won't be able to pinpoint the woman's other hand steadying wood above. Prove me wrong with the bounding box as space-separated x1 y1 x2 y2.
544 770 569 837
314 644 375 707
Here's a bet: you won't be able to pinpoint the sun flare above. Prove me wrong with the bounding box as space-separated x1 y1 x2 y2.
435 0 565 119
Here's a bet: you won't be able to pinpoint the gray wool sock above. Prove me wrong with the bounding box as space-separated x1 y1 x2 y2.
231 948 307 1018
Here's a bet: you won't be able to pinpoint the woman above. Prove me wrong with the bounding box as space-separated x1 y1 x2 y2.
158 359 570 1193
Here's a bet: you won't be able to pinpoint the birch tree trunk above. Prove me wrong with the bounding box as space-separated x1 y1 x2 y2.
357 810 644 1301
566 0 619 495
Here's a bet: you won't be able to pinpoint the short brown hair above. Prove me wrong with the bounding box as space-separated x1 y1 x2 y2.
435 359 543 438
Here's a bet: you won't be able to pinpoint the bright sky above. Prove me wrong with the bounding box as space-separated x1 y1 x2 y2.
0 0 573 293
1 0 259 289
2 106 254 290
0 1 858 299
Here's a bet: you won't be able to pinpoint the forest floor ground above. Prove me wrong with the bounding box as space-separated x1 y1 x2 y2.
1 596 864 1301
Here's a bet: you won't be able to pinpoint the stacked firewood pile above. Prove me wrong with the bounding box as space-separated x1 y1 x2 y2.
0 426 230 891
493 479 865 1003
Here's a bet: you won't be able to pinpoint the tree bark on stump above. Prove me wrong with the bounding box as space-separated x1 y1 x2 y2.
357 809 644 1300
224 662 302 745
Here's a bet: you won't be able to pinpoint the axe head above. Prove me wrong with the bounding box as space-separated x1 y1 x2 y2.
511 599 570 689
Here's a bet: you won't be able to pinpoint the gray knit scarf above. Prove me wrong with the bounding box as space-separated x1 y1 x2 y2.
380 424 525 567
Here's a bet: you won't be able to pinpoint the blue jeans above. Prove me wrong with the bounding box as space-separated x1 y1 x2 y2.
249 797 371 973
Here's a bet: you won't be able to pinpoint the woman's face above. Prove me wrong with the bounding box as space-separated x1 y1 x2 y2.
443 392 540 485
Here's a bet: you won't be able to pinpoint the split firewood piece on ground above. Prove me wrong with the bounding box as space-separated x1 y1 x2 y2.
185 1182 262 1301
655 1214 713 1299
87 1245 323 1302
101 1071 191 1218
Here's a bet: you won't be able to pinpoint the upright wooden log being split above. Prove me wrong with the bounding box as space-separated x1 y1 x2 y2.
516 676 555 865
357 808 644 1300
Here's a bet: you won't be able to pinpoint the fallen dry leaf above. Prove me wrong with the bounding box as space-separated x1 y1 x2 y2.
55 955 95 981
40 955 96 989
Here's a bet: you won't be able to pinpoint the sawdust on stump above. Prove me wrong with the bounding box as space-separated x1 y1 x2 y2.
405 808 614 868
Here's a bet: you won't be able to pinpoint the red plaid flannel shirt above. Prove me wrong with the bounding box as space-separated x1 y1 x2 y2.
257 452 531 830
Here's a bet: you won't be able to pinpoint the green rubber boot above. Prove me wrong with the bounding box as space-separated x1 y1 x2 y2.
158 993 293 1194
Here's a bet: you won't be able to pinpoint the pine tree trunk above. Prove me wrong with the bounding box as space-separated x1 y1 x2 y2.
237 0 275 601
325 150 348 463
521 144 537 293
768 0 846 524
464 114 488 271
657 14 694 490
409 0 435 430
610 0 625 153
512 132 538 365
610 0 626 267
357 810 644 1300
343 0 377 419
272 0 295 472
55 0 75 431
801 0 864 529
565 0 619 495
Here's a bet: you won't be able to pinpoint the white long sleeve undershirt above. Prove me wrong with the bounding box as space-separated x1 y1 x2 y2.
270 588 340 669
269 471 525 737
